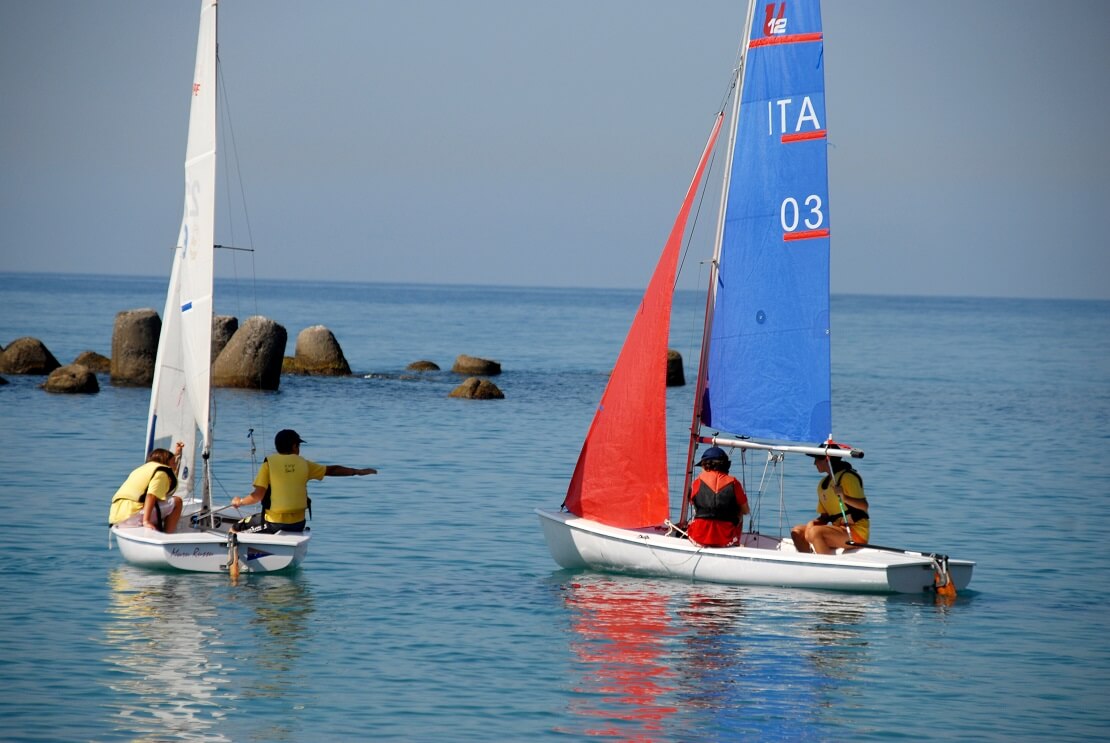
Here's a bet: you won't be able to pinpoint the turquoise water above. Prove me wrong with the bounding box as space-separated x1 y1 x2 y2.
2 273 1109 741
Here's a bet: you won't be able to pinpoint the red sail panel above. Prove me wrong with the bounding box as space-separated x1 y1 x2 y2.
565 115 723 528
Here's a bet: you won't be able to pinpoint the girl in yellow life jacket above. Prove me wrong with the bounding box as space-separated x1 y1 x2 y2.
790 445 869 554
109 443 184 532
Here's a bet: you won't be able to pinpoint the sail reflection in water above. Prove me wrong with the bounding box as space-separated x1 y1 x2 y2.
560 576 679 738
100 567 314 741
558 575 890 739
102 567 234 741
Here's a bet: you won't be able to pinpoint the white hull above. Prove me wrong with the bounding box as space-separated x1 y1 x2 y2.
537 508 973 595
112 506 309 574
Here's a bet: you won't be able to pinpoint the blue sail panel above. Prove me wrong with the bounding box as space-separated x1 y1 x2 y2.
704 0 832 444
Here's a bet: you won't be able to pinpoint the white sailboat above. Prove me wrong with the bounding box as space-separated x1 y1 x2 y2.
111 0 308 574
537 0 973 595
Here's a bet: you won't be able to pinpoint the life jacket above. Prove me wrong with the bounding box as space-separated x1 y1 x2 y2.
259 455 313 524
691 472 743 524
108 462 177 525
819 468 868 524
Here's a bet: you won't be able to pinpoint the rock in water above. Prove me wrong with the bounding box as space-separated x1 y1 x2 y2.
212 315 239 362
451 354 501 376
0 336 61 375
110 309 160 386
212 316 287 390
666 349 685 387
43 363 99 394
73 351 110 373
449 377 505 400
288 325 351 375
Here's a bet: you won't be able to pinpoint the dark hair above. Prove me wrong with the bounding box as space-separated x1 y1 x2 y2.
701 457 731 474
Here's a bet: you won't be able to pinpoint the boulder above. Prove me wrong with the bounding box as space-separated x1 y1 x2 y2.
212 315 287 390
0 336 61 374
212 315 238 362
0 376 7 386
42 363 99 394
451 354 501 376
110 309 160 386
287 325 351 376
666 349 685 387
406 360 440 371
73 351 111 373
449 376 505 400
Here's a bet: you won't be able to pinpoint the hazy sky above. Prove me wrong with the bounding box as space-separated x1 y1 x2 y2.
2 1 1107 299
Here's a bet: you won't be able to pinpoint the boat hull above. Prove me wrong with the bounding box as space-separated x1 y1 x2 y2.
537 508 973 594
111 509 309 574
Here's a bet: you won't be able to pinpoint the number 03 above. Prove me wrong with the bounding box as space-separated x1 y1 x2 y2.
781 195 824 232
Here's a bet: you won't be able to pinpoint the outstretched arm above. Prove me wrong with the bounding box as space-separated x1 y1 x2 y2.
325 465 377 476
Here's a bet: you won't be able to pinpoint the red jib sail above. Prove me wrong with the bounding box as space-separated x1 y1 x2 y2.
565 114 723 528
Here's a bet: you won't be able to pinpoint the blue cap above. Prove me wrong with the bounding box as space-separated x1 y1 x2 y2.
697 446 729 465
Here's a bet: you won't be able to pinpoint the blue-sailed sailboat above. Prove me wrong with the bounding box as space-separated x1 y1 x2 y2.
537 0 974 594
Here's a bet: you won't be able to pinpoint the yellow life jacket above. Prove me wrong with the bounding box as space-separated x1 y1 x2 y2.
260 454 311 524
108 462 177 524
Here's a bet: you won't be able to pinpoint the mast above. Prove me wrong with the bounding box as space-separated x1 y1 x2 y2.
680 0 757 523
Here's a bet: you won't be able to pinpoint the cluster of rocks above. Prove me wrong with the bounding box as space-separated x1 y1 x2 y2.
446 354 503 399
0 309 347 395
1 307 688 400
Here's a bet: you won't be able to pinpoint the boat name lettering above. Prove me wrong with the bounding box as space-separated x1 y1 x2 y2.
170 547 218 558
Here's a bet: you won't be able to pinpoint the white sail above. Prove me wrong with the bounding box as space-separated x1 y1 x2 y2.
145 0 217 501
114 0 310 575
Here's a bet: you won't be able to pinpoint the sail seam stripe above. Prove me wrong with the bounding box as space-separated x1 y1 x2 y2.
782 130 827 143
749 32 823 48
783 228 830 242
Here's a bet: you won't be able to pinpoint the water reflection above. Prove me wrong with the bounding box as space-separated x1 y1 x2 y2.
101 567 314 742
558 575 886 740
102 567 233 741
559 576 679 739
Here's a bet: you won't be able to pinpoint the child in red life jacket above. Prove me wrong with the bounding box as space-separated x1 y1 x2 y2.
686 446 749 548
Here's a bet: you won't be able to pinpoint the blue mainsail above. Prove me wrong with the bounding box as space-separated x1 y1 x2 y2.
703 0 832 444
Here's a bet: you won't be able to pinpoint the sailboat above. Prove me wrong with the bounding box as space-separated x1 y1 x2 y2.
110 0 309 574
537 0 973 594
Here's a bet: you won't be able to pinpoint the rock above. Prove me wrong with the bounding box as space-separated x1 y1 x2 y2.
73 351 111 373
0 336 61 374
212 315 238 362
110 309 160 386
212 315 287 390
406 360 440 371
0 376 7 385
287 325 351 376
451 354 501 376
448 376 505 400
42 363 99 394
666 349 685 387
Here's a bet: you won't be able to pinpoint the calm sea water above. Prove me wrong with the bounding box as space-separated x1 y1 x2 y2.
2 272 1109 742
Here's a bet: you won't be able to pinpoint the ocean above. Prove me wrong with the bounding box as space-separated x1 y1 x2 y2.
1 272 1108 741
